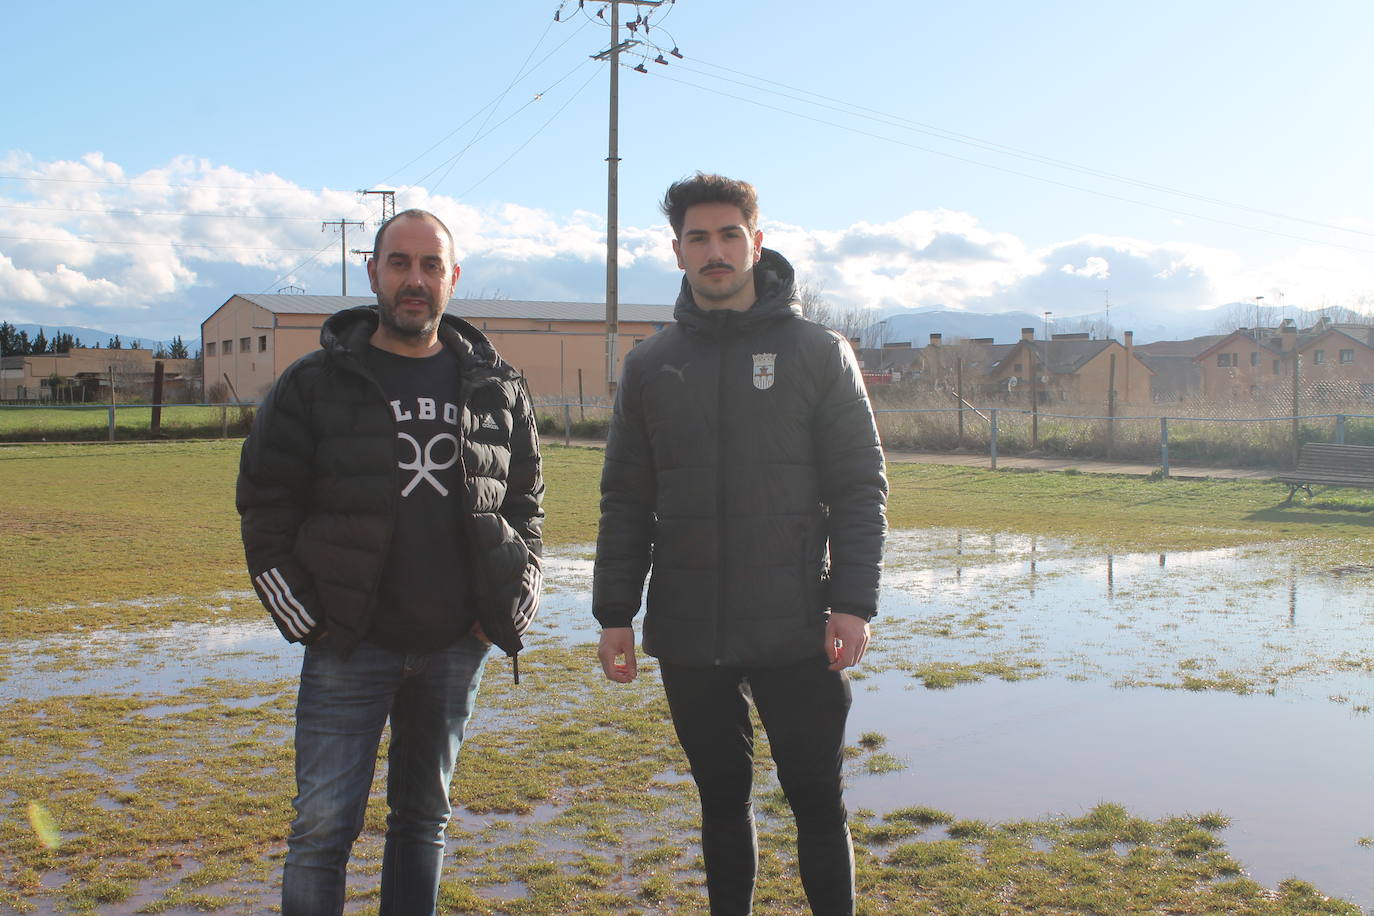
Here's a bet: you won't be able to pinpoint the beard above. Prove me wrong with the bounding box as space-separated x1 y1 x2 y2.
688 263 753 306
377 287 442 338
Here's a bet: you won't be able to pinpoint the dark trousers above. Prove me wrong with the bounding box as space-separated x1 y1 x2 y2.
660 654 855 916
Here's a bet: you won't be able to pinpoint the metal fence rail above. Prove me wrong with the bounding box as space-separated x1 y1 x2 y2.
6 401 1374 477
871 407 1374 475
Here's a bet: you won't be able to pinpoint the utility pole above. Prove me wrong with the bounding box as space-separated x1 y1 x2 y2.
360 189 396 223
576 0 674 398
322 219 364 295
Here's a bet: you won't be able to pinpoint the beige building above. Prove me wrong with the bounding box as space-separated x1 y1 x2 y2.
985 329 1155 408
1195 318 1374 402
201 294 676 403
0 347 198 402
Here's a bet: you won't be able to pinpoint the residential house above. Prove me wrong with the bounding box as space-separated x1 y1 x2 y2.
1194 318 1374 402
984 329 1155 408
1133 335 1225 401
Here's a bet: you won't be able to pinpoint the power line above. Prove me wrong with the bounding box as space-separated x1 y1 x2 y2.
634 64 1374 256
0 203 324 221
456 66 603 199
648 54 1374 244
0 234 323 252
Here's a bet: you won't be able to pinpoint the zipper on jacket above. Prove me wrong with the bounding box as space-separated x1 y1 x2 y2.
336 353 402 631
713 333 729 665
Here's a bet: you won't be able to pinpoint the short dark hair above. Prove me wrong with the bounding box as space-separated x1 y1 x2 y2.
660 172 759 238
372 208 455 262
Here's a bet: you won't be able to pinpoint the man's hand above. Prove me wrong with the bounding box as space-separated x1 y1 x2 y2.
597 627 638 683
826 612 870 671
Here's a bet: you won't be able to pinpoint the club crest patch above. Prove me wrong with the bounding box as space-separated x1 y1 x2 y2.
752 353 776 390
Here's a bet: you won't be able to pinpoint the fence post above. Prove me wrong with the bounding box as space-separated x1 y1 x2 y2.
108 406 116 442
1336 414 1347 445
1159 417 1170 478
221 405 228 438
989 408 999 470
563 403 572 447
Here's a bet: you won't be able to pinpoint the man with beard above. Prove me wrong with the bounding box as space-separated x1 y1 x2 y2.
238 208 544 914
594 174 887 915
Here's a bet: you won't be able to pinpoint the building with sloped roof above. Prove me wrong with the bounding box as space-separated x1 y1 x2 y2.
982 329 1154 408
1133 335 1224 401
1194 318 1374 402
201 293 675 402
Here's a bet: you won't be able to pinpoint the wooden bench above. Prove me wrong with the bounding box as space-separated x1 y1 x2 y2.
1277 443 1374 503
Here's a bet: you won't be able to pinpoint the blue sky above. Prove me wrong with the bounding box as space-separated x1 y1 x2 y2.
3 0 1372 342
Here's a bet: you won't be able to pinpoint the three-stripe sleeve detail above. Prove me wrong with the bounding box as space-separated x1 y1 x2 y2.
255 568 315 639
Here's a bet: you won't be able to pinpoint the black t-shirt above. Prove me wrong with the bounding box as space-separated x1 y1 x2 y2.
364 344 473 652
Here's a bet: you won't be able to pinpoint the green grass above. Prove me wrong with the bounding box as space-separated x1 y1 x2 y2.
2 440 1372 913
0 405 255 442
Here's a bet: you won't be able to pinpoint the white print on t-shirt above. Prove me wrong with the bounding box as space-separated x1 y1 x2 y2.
390 398 460 426
397 431 459 497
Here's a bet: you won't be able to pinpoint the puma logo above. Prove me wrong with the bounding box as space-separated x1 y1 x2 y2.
661 362 689 382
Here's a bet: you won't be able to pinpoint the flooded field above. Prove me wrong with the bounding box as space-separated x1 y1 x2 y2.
4 531 1374 912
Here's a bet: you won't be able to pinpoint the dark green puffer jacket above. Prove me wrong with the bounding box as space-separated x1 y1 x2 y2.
237 306 544 668
593 249 887 667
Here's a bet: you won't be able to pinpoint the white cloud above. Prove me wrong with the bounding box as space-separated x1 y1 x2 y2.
1 152 1371 341
1061 255 1111 279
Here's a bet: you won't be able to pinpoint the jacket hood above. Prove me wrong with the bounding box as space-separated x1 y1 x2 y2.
320 304 514 376
673 247 804 336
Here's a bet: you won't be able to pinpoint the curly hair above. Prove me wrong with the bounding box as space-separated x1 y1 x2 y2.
660 172 759 238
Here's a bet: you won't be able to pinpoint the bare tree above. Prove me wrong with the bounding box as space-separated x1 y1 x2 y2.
796 279 834 328
796 278 872 344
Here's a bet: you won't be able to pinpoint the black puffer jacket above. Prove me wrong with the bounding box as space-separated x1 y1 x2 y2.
593 249 887 667
237 306 544 666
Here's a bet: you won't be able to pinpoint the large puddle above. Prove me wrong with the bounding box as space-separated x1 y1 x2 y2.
6 533 1374 908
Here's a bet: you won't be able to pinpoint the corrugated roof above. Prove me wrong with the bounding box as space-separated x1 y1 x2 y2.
234 293 675 323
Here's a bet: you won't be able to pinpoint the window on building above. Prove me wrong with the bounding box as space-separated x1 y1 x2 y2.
222 339 233 355
1013 362 1023 373
258 335 268 352
1314 349 1326 365
1216 353 1236 367
206 342 216 357
1340 349 1354 364
1273 360 1280 375
1250 352 1259 367
240 337 250 353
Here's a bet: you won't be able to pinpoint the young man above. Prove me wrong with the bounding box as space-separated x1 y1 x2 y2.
238 209 543 915
594 174 887 915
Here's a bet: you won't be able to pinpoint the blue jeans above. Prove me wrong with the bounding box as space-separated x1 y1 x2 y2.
660 654 855 916
281 636 490 916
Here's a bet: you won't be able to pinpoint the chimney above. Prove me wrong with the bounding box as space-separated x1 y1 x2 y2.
929 333 942 346
1123 331 1134 403
1021 327 1035 341
849 337 862 350
972 337 994 344
1280 319 1297 352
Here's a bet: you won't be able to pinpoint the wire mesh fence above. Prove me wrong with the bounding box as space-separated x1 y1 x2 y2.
7 397 1374 476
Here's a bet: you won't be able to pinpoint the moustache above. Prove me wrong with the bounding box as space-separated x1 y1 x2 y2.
699 262 734 275
395 288 435 306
